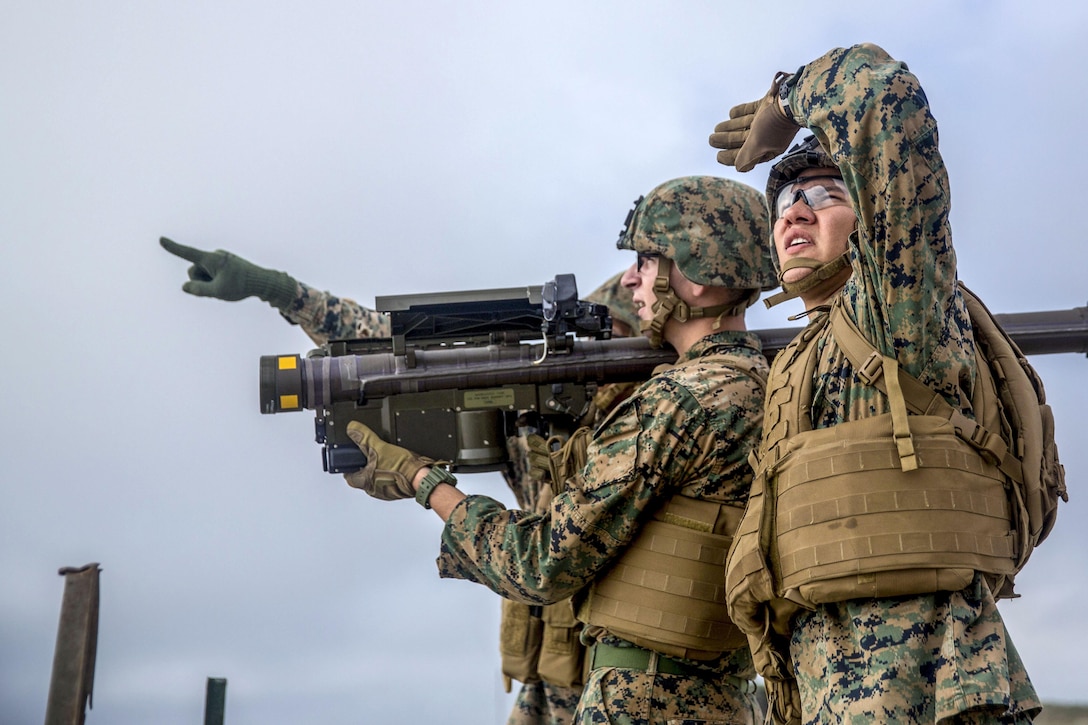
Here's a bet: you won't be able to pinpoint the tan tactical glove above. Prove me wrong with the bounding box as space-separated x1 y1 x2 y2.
344 421 435 501
709 71 800 172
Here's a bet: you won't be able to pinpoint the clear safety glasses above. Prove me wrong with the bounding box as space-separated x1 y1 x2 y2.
775 175 851 218
636 252 659 272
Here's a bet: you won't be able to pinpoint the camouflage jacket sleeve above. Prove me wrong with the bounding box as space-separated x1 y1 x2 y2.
788 43 975 411
278 281 391 347
434 333 766 606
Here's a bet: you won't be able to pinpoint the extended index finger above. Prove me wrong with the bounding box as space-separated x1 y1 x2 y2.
159 236 207 263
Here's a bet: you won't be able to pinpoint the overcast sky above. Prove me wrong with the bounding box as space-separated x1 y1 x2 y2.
3 2 1087 723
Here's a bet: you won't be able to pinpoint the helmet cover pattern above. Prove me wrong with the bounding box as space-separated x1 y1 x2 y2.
617 176 776 291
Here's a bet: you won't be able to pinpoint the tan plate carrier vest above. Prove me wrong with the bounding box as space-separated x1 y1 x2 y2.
728 301 1020 626
576 493 748 660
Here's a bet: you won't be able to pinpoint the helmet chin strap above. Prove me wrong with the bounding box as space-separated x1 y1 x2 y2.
762 252 851 309
639 257 755 348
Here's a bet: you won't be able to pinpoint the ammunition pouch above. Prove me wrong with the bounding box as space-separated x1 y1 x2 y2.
576 495 747 661
500 600 544 688
499 599 585 690
537 599 585 687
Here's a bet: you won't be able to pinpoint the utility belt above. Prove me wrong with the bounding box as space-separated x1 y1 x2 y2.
587 641 720 680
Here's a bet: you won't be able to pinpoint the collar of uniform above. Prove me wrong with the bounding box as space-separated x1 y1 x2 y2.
680 330 763 363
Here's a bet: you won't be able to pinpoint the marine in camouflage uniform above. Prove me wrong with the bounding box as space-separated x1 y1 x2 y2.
159 236 637 725
339 176 779 725
709 43 1040 723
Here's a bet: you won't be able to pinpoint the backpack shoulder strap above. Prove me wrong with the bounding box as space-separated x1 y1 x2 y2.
828 298 1014 477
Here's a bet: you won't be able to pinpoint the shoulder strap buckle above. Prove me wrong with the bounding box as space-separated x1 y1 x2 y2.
855 350 884 387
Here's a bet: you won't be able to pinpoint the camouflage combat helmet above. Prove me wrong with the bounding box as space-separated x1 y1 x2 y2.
616 176 775 347
586 270 640 336
618 176 775 289
761 135 853 309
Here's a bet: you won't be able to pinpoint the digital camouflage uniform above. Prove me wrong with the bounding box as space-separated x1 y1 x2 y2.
280 282 391 345
746 44 1040 724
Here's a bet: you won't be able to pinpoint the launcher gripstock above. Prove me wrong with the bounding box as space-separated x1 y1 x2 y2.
260 274 1088 474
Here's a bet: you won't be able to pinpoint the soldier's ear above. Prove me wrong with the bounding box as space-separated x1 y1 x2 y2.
686 282 710 301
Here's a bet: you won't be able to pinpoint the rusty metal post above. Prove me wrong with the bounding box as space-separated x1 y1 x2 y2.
204 677 227 725
44 563 101 725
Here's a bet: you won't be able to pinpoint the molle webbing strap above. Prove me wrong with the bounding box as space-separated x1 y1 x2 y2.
773 414 1018 593
883 353 919 471
546 426 594 497
756 311 828 471
578 495 747 660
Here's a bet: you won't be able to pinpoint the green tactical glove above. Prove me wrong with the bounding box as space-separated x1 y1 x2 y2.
344 421 436 501
709 71 800 172
159 237 298 310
